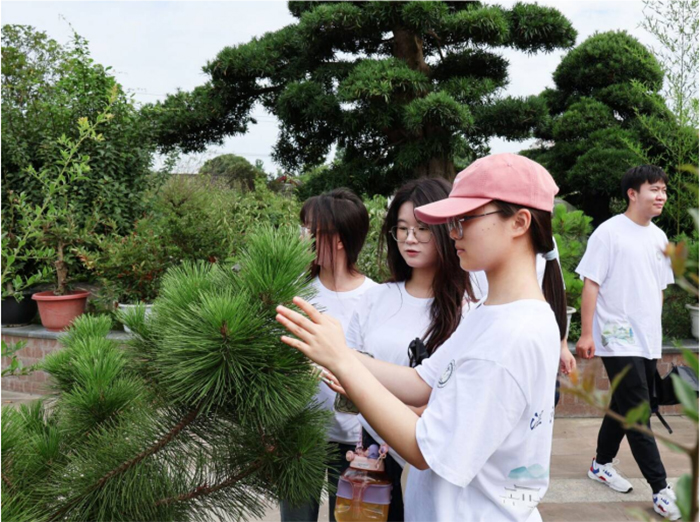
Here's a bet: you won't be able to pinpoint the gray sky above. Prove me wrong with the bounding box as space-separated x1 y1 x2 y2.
1 1 659 174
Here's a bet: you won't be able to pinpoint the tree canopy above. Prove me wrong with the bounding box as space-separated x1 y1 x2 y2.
522 30 697 229
150 1 576 195
198 154 266 191
1 25 164 233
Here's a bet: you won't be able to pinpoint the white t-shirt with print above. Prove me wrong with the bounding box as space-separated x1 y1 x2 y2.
310 275 379 444
406 300 560 522
345 281 433 466
575 214 674 359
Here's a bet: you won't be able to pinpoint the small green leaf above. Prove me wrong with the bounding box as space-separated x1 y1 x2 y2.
671 374 698 421
681 348 698 377
625 401 651 426
609 365 631 395
674 474 692 522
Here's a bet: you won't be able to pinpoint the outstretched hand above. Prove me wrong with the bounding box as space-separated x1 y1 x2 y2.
276 296 353 374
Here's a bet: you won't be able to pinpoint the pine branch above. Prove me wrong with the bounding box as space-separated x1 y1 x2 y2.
49 405 201 522
154 460 265 506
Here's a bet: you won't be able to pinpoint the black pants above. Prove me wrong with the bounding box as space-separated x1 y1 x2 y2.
596 356 668 493
362 429 404 522
280 441 355 522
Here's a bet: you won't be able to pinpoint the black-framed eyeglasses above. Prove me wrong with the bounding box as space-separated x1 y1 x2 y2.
390 225 433 243
446 210 504 239
407 338 429 368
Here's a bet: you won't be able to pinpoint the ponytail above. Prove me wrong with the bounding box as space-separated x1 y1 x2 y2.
542 249 568 341
494 202 568 340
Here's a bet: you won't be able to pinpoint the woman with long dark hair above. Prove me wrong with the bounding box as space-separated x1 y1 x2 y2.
341 178 477 521
276 154 568 521
281 188 378 522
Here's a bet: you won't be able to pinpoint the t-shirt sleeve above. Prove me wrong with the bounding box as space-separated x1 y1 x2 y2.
413 342 452 388
415 359 527 488
575 231 610 285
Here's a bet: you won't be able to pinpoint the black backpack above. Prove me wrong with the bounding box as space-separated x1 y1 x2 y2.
651 365 699 434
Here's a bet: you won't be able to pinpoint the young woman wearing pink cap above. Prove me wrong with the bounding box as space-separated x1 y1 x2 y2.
276 154 567 522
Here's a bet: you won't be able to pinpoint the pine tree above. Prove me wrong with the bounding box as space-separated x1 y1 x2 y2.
2 226 332 521
148 1 576 196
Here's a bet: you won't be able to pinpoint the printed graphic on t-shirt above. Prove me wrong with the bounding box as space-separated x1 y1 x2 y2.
437 360 455 388
508 464 548 480
500 484 543 510
529 410 544 431
601 322 635 347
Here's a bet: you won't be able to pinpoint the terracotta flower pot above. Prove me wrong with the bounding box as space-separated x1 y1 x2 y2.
32 290 90 332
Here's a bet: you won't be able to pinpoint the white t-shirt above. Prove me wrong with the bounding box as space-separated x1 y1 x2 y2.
346 281 480 467
575 214 674 359
406 300 560 522
345 281 433 466
310 275 379 444
470 239 561 300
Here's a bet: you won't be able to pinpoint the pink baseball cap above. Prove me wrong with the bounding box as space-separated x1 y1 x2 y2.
414 153 559 224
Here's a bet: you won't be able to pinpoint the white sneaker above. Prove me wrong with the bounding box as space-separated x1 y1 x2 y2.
587 458 633 493
653 484 682 520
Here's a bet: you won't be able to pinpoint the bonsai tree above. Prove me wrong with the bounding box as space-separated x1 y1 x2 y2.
150 1 576 196
523 31 697 228
1 225 331 521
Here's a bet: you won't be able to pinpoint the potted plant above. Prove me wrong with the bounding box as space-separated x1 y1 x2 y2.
79 217 169 332
18 102 115 331
0 226 51 326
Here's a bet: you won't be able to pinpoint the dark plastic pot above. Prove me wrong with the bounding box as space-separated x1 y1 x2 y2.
32 290 90 332
1 292 38 326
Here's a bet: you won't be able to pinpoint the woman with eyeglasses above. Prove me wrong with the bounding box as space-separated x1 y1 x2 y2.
340 178 479 521
281 188 379 522
276 154 568 521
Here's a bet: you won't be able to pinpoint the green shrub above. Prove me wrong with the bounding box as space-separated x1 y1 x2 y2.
552 203 594 339
357 195 391 284
152 176 237 264
662 231 699 340
78 218 172 304
199 154 266 192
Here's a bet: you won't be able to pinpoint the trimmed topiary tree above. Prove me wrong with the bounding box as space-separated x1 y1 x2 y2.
523 30 698 228
150 1 576 196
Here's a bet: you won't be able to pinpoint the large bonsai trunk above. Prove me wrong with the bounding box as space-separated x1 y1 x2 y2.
392 26 456 181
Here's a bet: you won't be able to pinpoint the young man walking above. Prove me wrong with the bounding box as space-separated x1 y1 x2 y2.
575 165 681 520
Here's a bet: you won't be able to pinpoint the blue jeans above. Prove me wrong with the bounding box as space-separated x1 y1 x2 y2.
280 441 355 522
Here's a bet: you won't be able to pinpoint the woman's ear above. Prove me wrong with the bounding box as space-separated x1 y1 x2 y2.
511 209 532 238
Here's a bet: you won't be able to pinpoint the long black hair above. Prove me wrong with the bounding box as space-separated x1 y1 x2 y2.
492 201 568 341
300 188 370 279
379 179 474 355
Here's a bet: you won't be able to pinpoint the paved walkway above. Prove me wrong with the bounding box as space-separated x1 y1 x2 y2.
3 392 695 522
